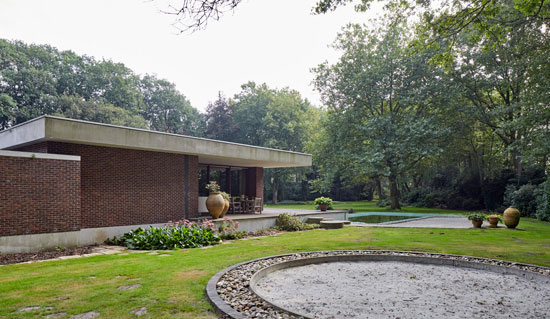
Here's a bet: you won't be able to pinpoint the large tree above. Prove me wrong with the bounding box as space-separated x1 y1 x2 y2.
205 92 236 141
313 16 451 209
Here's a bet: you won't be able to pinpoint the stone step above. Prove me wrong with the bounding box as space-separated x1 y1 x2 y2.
306 217 325 224
320 220 347 229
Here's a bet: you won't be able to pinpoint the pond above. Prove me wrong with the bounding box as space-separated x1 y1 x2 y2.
347 212 452 224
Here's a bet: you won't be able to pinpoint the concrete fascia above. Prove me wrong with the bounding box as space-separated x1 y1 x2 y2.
0 116 312 168
0 116 46 150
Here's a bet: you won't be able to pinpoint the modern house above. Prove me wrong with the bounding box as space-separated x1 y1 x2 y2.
0 116 312 253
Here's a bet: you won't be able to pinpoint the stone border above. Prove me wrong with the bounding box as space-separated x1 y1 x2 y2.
205 250 550 319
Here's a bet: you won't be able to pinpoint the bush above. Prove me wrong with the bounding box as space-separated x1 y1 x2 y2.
108 220 220 250
376 198 391 207
505 184 539 217
274 213 318 231
536 180 550 221
217 218 247 240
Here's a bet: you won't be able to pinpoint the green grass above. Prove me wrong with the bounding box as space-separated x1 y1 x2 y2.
266 200 466 214
1 211 549 318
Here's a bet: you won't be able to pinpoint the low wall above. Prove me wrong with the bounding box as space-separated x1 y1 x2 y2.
0 223 167 254
0 150 81 237
212 211 347 233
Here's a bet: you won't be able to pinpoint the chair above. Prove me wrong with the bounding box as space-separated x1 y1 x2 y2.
254 197 263 214
230 198 243 214
244 197 254 214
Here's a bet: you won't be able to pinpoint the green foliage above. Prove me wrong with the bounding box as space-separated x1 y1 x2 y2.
314 197 333 206
217 218 247 240
108 223 220 250
376 198 391 207
274 213 319 231
505 184 539 217
205 181 220 192
220 192 230 201
205 92 235 141
536 180 550 221
312 15 452 209
467 212 487 221
314 197 334 210
0 39 203 135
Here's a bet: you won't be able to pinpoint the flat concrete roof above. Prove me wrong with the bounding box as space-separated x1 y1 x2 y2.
0 116 312 168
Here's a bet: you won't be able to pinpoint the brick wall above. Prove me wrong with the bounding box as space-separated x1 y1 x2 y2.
0 152 81 236
45 142 199 228
246 167 264 205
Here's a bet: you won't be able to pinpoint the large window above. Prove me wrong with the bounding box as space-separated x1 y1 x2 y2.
198 165 246 197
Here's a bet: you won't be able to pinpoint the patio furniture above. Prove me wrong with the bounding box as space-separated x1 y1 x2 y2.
243 197 255 214
230 198 243 214
254 197 263 213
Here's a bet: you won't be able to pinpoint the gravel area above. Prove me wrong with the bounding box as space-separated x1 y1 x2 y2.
254 261 550 318
212 251 550 319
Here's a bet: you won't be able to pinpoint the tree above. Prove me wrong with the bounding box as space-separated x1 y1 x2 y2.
161 0 243 32
313 17 451 209
227 82 316 203
205 92 235 141
0 39 204 135
140 75 204 136
439 0 550 180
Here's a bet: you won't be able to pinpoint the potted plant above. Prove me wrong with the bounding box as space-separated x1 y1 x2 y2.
205 181 224 219
486 214 502 228
503 206 520 229
314 197 333 211
467 212 485 228
219 192 230 218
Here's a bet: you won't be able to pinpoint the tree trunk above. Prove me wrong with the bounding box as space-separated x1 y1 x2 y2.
375 177 386 200
512 148 523 183
271 177 279 204
388 174 401 210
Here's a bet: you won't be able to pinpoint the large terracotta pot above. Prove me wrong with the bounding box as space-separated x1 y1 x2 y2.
503 207 520 229
319 204 328 211
206 192 225 219
219 198 230 218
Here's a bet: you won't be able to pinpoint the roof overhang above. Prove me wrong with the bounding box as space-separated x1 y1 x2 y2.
0 116 312 168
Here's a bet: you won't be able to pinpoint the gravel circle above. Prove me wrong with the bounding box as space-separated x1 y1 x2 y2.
209 250 550 319
254 261 550 318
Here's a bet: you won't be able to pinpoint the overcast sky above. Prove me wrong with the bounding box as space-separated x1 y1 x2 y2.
0 0 381 112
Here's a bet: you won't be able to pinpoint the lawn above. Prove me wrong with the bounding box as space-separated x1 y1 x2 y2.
266 200 467 214
1 214 549 318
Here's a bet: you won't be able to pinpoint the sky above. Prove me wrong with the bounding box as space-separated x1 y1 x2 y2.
0 0 382 112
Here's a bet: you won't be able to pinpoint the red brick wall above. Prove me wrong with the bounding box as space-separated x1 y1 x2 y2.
246 167 264 204
46 142 199 228
15 142 49 153
0 153 81 236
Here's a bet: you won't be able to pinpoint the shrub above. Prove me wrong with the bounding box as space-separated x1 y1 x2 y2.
376 198 391 207
108 220 220 250
217 218 247 240
274 213 318 231
536 179 550 221
506 184 538 217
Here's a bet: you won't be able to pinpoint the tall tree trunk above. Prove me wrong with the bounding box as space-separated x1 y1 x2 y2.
512 148 523 183
388 174 401 210
271 176 279 204
374 177 386 200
